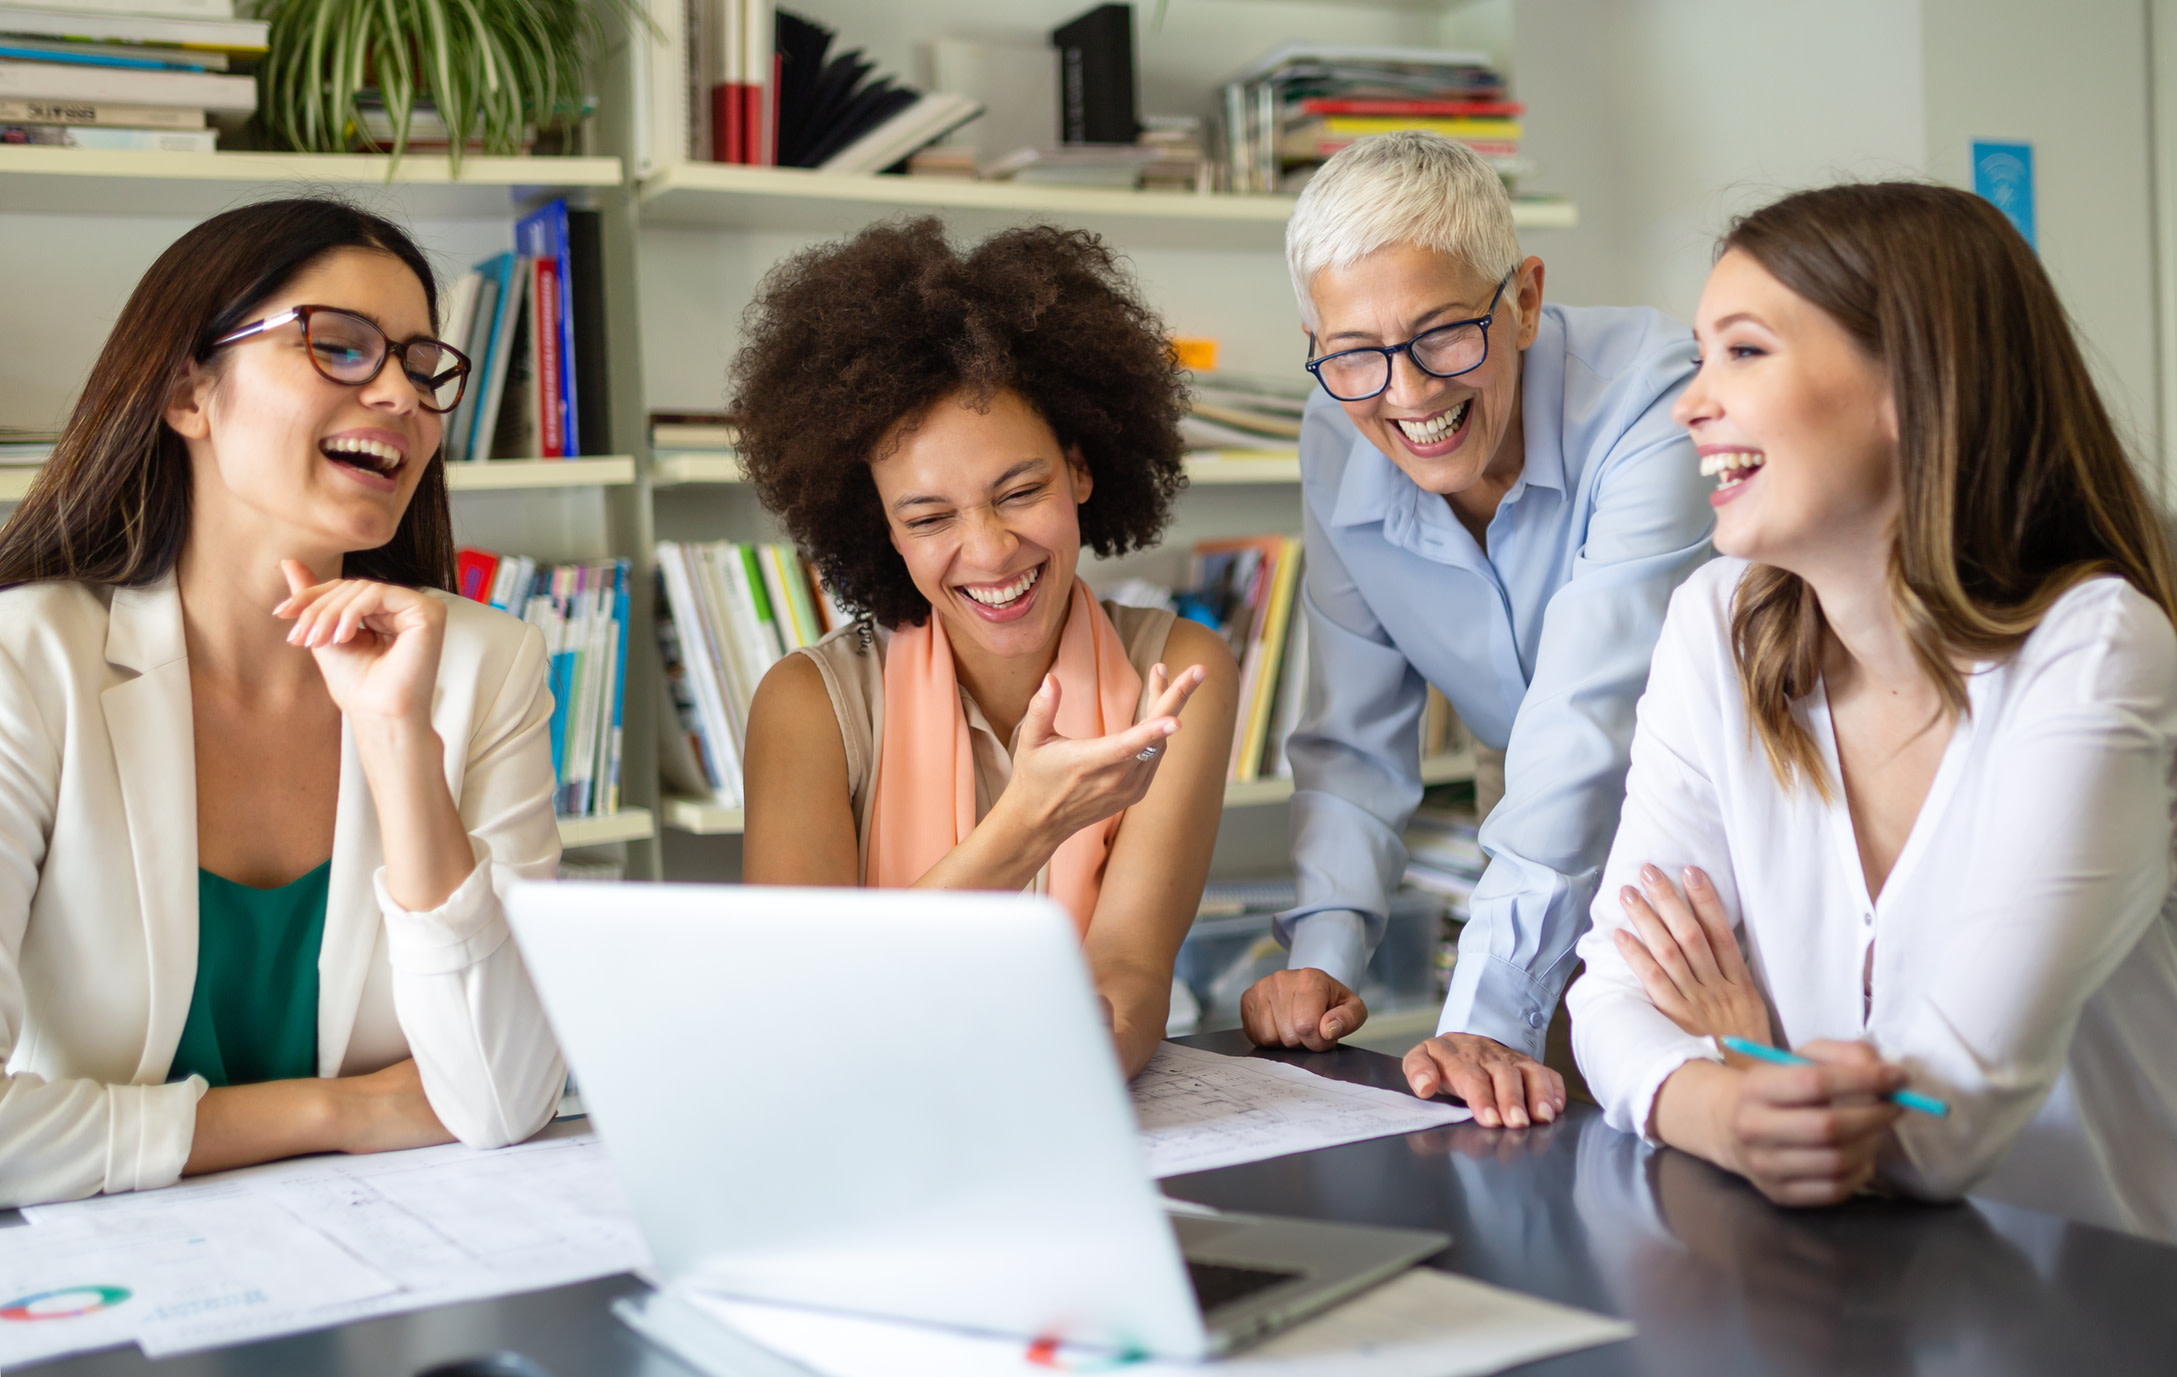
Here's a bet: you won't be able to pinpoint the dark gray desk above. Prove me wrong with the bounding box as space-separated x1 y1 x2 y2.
26 1032 2177 1375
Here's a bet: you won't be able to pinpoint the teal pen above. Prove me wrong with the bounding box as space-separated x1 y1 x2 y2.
1719 1036 1951 1117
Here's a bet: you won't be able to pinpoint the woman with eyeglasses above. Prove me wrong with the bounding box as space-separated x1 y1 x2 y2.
733 219 1239 1079
0 198 565 1207
1239 131 1715 1135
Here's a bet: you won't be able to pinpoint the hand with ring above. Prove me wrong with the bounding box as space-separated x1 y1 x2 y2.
996 661 1204 857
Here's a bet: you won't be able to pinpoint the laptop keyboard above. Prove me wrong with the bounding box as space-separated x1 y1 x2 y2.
1186 1260 1303 1313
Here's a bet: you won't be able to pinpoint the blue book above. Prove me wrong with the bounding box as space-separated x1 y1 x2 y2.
0 41 218 72
512 200 580 456
608 558 630 813
463 252 523 463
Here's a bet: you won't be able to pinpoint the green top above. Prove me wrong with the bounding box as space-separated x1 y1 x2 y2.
169 862 332 1088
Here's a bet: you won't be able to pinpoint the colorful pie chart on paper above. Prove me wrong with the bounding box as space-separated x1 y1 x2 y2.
0 1286 132 1321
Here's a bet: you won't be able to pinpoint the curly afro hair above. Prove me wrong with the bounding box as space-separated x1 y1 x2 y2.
729 216 1188 628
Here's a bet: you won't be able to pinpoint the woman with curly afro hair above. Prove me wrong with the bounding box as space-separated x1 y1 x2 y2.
736 218 1238 1076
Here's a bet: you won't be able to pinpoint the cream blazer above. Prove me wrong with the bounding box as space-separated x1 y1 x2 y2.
0 575 567 1207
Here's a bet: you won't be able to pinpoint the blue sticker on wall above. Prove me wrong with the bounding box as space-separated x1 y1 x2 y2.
1972 140 2036 250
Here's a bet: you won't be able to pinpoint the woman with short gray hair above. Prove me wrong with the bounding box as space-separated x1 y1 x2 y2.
1240 131 1714 1131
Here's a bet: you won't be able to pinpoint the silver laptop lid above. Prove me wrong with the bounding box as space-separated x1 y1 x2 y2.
507 882 1212 1358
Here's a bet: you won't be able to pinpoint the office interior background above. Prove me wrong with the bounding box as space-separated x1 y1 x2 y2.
0 0 2166 1052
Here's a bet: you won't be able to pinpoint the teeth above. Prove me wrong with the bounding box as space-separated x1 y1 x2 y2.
322 436 403 471
1698 450 1766 485
1394 399 1469 444
962 565 1041 607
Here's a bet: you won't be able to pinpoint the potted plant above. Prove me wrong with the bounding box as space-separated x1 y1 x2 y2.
248 0 634 164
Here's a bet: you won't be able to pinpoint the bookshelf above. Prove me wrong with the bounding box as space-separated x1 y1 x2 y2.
0 458 637 503
0 147 624 219
636 160 1575 249
556 807 657 848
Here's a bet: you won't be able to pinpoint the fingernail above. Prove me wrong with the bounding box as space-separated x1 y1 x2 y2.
1640 863 1664 885
1620 885 1639 906
1507 1108 1529 1129
1414 1076 1434 1094
1324 1019 1342 1037
1684 867 1706 889
1479 1108 1499 1128
1535 1103 1556 1123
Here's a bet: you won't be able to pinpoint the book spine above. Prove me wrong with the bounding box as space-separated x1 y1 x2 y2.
608 559 630 813
0 123 213 150
551 206 578 456
565 209 611 460
0 58 254 112
656 546 735 799
0 97 206 128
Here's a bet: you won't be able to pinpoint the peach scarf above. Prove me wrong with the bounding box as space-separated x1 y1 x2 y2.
866 578 1140 933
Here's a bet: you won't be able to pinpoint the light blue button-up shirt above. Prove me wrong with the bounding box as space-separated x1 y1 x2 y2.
1277 302 1713 1060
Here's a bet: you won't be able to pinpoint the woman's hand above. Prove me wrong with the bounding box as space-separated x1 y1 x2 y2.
1692 1042 1908 1206
274 559 447 727
1000 663 1207 853
185 1058 456 1176
324 1058 458 1155
1613 863 1771 1047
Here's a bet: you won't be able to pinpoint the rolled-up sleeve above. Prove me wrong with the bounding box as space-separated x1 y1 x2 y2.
379 621 566 1150
1439 426 1712 1057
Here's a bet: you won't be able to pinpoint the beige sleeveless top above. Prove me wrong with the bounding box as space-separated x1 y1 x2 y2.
794 601 1178 887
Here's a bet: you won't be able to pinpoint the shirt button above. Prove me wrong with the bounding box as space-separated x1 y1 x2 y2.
1863 912 1874 926
1525 1008 1547 1030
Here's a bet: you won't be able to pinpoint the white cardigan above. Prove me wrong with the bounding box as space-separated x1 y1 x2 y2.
1569 559 2177 1241
0 575 567 1207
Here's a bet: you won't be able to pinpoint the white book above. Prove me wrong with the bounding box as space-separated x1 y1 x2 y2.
688 545 755 765
0 8 265 51
0 57 254 111
20 0 237 22
436 271 484 404
816 91 984 176
656 544 742 803
700 543 762 727
716 543 783 702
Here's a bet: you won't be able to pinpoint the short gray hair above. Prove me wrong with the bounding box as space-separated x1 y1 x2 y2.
1286 130 1522 331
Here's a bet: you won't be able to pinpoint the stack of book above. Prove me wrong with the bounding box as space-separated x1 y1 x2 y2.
1403 798 1483 998
454 549 631 822
1181 370 1307 453
0 0 264 151
654 540 849 808
1218 43 1519 195
439 199 611 463
1139 115 1206 192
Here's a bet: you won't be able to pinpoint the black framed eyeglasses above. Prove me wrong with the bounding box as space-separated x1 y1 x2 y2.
1304 271 1514 402
210 304 472 414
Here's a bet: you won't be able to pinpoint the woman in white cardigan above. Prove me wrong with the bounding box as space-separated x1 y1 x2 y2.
1567 182 2177 1241
0 199 564 1207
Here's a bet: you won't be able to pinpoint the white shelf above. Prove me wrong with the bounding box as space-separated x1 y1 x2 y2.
651 451 745 485
445 456 636 491
663 795 745 835
556 808 655 848
636 162 1575 250
0 147 623 218
663 752 1475 834
649 450 1301 487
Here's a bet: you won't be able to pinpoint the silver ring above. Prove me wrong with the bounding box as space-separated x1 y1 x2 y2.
1135 745 1161 762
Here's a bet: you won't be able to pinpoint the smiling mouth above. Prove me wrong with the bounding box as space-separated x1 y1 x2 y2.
957 562 1043 610
1699 449 1765 490
1393 398 1470 446
320 436 406 479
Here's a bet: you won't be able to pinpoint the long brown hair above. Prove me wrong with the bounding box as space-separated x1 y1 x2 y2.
1722 182 2177 793
0 197 456 592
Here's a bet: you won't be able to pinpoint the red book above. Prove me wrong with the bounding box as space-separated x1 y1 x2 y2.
455 547 500 603
1299 98 1525 118
711 83 744 164
534 258 565 457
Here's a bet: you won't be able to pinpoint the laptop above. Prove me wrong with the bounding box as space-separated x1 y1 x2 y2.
506 882 1447 1361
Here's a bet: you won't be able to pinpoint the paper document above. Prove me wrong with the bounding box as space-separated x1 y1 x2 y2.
17 1130 648 1359
1133 1043 1470 1178
0 1196 397 1368
654 1267 1632 1377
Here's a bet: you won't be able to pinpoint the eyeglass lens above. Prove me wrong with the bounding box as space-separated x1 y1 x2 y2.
304 310 467 413
1315 323 1488 401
